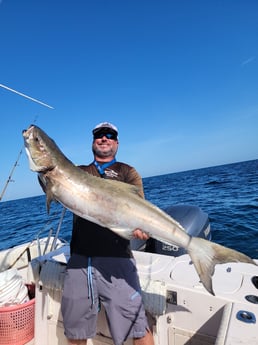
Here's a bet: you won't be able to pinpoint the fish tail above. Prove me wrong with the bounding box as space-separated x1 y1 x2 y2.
187 237 257 295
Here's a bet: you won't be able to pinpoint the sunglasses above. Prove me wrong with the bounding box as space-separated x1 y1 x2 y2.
94 132 117 140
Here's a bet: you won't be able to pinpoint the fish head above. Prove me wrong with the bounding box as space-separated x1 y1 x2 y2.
22 125 57 172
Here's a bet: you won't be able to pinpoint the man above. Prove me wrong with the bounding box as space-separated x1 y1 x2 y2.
61 122 154 345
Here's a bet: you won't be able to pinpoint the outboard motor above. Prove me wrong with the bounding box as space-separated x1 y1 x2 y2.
131 205 211 257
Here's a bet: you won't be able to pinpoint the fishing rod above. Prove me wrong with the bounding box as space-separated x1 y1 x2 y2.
0 114 39 201
0 83 54 200
0 149 23 201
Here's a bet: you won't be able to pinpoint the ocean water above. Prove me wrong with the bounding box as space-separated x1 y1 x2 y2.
0 159 257 258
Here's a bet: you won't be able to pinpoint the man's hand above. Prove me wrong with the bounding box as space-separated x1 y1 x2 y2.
133 229 149 240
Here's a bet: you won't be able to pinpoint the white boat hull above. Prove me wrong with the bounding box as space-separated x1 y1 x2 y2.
0 241 257 345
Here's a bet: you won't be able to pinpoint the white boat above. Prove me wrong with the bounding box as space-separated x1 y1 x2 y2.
0 206 257 345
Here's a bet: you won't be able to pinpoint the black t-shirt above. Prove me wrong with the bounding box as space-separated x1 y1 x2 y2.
70 161 144 258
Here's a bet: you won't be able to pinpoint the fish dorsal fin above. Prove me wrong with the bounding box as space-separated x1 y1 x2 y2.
125 183 142 195
104 178 142 197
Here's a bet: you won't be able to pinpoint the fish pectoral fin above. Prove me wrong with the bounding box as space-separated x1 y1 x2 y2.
38 173 56 213
188 237 257 295
46 191 56 213
38 174 47 193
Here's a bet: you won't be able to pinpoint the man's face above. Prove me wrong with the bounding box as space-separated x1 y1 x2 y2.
92 132 119 159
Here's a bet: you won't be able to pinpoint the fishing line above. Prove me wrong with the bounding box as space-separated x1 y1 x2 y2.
0 83 54 109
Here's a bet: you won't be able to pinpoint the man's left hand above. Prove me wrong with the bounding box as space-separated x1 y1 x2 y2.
133 229 149 240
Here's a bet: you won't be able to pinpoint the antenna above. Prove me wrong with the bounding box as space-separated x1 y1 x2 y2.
0 83 54 109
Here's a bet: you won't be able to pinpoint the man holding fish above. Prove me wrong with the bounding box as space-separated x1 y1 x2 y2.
60 122 154 345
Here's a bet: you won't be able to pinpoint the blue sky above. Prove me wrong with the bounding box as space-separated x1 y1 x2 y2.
0 0 257 201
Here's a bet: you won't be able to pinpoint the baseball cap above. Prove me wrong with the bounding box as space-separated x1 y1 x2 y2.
92 122 118 136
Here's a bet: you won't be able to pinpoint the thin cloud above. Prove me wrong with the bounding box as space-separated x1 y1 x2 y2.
241 56 256 66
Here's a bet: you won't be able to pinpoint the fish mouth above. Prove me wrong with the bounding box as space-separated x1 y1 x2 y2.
24 147 40 172
22 124 35 139
22 125 52 173
22 126 34 158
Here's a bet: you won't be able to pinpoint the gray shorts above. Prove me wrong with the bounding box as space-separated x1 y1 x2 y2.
61 254 149 345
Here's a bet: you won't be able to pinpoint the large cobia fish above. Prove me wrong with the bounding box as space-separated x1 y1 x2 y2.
23 125 256 295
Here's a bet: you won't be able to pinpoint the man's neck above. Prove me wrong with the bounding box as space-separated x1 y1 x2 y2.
93 158 116 177
94 157 115 163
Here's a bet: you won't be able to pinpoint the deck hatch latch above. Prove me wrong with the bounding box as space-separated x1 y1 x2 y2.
236 310 256 324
